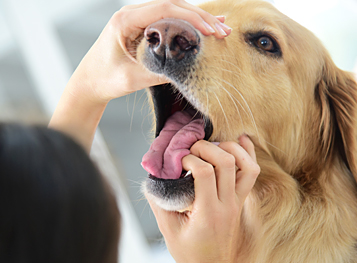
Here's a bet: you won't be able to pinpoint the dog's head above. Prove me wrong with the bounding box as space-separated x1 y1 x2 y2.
137 0 357 211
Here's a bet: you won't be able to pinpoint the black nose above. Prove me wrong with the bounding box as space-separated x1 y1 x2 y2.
144 18 200 64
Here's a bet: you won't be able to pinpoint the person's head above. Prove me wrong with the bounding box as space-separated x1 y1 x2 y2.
0 123 120 263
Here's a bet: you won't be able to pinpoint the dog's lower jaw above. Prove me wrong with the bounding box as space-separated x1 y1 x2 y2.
144 192 193 211
143 175 195 211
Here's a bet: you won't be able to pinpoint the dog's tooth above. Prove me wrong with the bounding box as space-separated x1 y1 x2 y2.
184 170 192 177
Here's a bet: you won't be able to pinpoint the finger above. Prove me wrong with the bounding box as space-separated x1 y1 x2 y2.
115 1 231 62
118 1 230 38
189 140 236 203
177 1 231 38
127 0 226 26
234 163 260 202
238 134 257 162
132 4 215 35
215 15 226 23
146 193 184 236
181 154 218 209
218 141 260 201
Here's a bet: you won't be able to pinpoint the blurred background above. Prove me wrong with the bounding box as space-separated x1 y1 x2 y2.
0 0 356 262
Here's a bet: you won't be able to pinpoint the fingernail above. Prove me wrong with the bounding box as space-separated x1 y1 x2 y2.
215 23 227 36
238 134 248 144
215 15 226 22
219 22 232 32
211 142 220 146
203 21 215 33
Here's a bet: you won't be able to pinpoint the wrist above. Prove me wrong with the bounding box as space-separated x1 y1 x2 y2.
49 74 109 152
69 35 136 104
67 66 126 105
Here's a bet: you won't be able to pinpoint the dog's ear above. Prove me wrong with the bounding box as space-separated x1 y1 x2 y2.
316 55 357 182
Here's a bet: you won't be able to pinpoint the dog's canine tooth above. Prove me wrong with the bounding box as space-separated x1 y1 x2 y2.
184 170 192 177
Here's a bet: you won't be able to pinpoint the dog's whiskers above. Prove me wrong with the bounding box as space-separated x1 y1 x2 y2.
140 96 157 145
205 91 209 125
213 92 231 131
209 78 286 154
212 79 244 130
219 78 261 144
204 65 248 116
129 91 138 132
212 78 248 116
140 199 150 218
127 178 143 186
191 110 201 120
264 140 288 156
208 56 244 75
206 66 236 75
173 88 185 102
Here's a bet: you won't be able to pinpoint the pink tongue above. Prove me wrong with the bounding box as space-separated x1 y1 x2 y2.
141 111 205 179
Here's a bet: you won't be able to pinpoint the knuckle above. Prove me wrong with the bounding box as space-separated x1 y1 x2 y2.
168 0 182 5
190 139 207 151
220 153 236 167
219 141 239 151
181 16 204 32
118 5 129 13
192 13 205 27
227 140 241 149
197 163 215 178
111 10 126 27
190 12 202 21
113 8 125 19
250 162 261 176
201 10 213 20
196 139 208 147
160 0 174 11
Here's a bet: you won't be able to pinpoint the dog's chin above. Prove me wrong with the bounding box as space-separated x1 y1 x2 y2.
143 175 195 211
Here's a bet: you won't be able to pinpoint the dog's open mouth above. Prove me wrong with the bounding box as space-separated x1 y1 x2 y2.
142 84 213 181
142 83 213 210
141 83 213 211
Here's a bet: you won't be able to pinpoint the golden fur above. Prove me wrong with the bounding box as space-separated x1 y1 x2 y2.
138 0 357 261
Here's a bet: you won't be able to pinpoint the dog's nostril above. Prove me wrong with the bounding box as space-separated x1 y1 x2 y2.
143 18 200 68
174 35 193 51
147 32 161 46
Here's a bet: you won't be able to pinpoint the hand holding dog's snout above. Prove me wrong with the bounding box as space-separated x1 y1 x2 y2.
51 0 232 150
147 135 260 263
67 0 232 104
116 0 232 54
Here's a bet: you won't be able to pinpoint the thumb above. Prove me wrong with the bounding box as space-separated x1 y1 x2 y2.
146 194 185 236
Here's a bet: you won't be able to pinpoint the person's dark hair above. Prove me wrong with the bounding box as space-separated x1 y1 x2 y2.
0 123 120 263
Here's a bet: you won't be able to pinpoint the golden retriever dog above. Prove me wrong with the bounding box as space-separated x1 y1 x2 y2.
137 0 357 261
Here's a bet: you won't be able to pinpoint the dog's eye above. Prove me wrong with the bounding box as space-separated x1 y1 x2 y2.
246 32 281 56
256 36 275 52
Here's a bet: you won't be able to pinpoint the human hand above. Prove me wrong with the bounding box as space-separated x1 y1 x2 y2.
71 0 232 103
147 135 260 263
50 0 231 151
